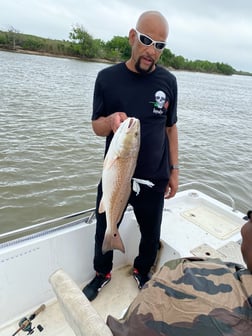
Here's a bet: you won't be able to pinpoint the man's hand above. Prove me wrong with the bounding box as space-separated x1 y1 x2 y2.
92 112 128 136
164 170 179 199
109 112 128 133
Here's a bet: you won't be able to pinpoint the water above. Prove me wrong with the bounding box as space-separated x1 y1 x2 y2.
0 51 251 234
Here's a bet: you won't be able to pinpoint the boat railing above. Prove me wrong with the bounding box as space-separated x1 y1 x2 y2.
0 181 237 243
0 208 96 242
179 181 236 211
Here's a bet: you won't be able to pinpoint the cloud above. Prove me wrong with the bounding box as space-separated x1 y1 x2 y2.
0 0 252 71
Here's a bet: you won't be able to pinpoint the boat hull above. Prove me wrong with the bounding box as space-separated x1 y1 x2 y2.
0 187 246 334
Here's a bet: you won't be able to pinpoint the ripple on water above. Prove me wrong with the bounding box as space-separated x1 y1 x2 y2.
1 52 251 233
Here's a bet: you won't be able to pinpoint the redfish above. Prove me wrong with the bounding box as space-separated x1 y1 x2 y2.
99 117 140 254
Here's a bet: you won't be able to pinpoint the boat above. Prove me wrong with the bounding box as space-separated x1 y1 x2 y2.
0 182 248 336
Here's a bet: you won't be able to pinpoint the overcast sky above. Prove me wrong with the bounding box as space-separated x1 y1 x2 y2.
1 0 252 72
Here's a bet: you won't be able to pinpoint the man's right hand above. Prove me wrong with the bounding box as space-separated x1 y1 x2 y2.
109 112 128 133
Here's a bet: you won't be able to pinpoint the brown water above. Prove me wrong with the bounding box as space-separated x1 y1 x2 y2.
1 51 251 234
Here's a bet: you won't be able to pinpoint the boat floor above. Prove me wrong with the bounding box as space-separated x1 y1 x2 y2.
4 242 245 336
1 187 246 336
4 265 139 336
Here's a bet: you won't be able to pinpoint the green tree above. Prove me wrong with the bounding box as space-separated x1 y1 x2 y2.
171 55 186 69
0 31 9 46
7 26 20 49
69 25 97 58
159 48 175 67
22 37 44 51
105 36 130 61
216 62 234 75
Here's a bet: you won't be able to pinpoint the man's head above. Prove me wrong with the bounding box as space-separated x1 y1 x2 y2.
127 11 169 74
241 211 252 271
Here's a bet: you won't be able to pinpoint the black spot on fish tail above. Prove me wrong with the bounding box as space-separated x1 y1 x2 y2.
102 231 125 254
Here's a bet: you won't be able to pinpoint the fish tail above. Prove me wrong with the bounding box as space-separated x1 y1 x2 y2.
102 230 125 254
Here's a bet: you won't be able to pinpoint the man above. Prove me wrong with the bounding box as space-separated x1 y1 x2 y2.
241 210 252 271
83 10 178 301
107 211 252 335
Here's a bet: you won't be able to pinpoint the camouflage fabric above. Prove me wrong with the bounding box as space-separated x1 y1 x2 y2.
107 257 252 336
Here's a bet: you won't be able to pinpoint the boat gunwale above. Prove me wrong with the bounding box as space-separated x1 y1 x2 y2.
0 208 96 243
0 209 96 249
0 182 240 248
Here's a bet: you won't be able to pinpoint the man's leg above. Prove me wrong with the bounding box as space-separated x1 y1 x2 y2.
130 187 164 288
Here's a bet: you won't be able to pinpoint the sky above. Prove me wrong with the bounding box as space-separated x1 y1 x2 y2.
1 0 252 72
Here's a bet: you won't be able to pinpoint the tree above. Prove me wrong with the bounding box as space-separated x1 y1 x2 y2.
216 62 234 75
159 48 175 67
69 25 97 58
105 36 130 61
171 55 186 69
0 31 8 46
7 26 20 49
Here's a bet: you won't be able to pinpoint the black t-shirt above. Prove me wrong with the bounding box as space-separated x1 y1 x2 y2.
92 62 178 192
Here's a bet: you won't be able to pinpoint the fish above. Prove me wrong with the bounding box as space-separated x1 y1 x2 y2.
99 117 141 254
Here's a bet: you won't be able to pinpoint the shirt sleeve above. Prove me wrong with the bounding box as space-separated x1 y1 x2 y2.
166 76 178 127
91 72 105 121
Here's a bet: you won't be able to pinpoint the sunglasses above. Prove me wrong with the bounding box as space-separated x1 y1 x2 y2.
135 29 166 51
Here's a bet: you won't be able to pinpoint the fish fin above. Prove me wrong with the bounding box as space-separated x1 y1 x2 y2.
102 229 125 254
98 197 105 213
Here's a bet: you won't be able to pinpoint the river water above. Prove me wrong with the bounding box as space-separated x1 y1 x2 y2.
0 50 251 234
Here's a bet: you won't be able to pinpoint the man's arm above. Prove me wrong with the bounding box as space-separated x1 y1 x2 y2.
165 124 179 199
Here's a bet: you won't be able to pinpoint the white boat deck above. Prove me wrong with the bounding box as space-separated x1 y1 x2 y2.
0 187 247 336
159 189 244 266
4 265 139 336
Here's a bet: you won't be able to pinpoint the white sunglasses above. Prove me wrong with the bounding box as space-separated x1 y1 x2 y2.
135 29 166 51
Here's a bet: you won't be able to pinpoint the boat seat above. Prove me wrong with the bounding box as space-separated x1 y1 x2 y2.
49 269 113 336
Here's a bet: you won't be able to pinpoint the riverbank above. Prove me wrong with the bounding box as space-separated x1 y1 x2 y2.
2 28 252 76
1 47 251 76
0 47 115 64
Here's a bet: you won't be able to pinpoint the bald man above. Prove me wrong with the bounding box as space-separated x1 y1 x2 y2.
83 11 179 301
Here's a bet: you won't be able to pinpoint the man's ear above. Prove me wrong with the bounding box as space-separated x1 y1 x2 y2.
128 29 136 47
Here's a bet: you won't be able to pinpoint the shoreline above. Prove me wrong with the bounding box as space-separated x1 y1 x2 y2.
0 47 115 64
1 47 251 76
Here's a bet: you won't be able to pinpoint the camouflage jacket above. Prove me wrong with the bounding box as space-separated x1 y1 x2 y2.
107 257 252 336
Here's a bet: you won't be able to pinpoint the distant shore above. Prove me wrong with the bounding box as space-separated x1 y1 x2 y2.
1 47 251 76
0 47 115 64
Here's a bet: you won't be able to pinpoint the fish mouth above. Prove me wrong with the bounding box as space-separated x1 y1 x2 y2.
128 118 134 128
128 117 136 129
126 118 140 137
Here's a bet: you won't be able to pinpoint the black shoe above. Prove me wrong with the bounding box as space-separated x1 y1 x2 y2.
82 272 111 301
133 268 150 289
